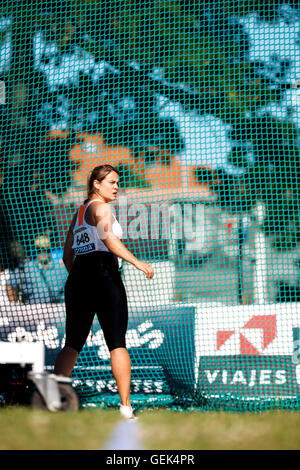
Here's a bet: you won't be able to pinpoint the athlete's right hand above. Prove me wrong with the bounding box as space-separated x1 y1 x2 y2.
134 260 154 279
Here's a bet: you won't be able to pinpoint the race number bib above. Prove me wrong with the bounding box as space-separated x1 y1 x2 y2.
72 226 96 254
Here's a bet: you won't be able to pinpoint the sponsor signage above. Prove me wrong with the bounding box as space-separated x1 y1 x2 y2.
195 303 300 398
198 356 298 396
0 303 196 398
2 301 300 402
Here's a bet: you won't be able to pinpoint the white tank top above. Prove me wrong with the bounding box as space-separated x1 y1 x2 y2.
72 199 123 268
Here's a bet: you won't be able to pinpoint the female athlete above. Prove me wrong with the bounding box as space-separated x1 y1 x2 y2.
54 164 154 419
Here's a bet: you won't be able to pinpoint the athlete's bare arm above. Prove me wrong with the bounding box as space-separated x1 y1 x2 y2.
92 202 154 279
63 211 78 273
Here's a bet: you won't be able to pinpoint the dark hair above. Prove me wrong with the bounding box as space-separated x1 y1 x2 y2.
86 164 119 201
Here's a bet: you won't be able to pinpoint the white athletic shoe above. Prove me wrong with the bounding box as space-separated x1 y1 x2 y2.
120 405 138 420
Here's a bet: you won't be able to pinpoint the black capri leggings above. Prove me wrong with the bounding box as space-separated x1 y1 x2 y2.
64 251 128 353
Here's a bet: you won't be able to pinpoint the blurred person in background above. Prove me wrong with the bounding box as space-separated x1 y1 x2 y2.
6 235 67 304
0 263 11 306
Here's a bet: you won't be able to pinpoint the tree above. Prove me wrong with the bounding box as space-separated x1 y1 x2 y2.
1 0 299 255
0 2 80 255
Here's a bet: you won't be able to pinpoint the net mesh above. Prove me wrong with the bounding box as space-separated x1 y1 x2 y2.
0 0 300 410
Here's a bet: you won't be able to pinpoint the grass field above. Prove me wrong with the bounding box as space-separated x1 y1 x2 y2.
1 407 300 450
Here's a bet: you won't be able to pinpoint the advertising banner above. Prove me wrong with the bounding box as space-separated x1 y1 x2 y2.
195 303 300 399
0 302 196 399
2 301 300 403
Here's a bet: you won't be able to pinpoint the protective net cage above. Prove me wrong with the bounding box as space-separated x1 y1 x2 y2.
0 0 300 411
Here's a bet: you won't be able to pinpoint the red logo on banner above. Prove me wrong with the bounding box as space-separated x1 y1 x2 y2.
216 315 277 355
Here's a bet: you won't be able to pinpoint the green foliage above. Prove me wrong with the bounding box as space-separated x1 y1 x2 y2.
115 163 150 189
2 0 300 251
